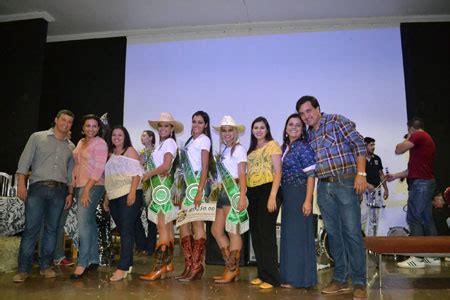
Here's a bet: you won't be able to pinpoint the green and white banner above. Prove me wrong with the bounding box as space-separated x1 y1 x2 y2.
215 155 249 234
146 156 177 224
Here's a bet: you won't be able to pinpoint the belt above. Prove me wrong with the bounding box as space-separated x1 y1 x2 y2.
32 180 67 188
319 173 355 183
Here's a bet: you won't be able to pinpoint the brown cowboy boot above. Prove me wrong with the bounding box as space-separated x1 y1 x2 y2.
139 243 168 281
175 235 193 280
215 249 240 283
212 246 230 280
165 239 175 275
178 238 205 282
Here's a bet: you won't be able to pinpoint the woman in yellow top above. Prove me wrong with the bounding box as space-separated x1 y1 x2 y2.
246 116 282 289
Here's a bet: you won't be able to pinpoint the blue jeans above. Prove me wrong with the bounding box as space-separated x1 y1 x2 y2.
317 178 366 286
18 182 67 273
75 185 105 267
53 208 70 260
39 207 69 261
109 190 143 271
407 179 437 236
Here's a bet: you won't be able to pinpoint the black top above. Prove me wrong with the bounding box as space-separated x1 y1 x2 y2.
366 154 383 186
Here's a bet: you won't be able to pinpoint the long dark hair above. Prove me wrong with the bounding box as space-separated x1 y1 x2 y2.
108 125 132 153
247 116 274 155
282 113 305 149
190 110 212 152
142 130 156 147
80 114 103 138
190 110 216 178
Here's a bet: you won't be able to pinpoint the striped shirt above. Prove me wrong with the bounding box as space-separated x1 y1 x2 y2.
306 113 366 179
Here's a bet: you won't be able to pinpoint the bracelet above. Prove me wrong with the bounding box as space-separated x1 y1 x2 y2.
357 172 367 177
67 192 74 196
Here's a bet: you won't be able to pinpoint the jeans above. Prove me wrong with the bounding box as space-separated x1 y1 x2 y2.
317 178 366 286
109 190 143 271
53 208 70 260
75 185 105 267
407 179 437 236
18 182 67 273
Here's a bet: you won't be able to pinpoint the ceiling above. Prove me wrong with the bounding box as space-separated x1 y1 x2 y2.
1 0 450 42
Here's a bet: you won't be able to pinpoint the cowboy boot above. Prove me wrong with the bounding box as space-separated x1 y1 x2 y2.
212 246 230 280
139 243 168 281
178 238 205 282
165 239 175 275
235 249 241 278
215 249 240 283
175 235 193 280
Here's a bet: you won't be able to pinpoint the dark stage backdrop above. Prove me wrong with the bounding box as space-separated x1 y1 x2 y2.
0 19 48 175
401 22 450 191
39 37 127 144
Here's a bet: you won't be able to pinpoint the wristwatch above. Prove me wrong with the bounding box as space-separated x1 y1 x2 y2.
357 172 367 177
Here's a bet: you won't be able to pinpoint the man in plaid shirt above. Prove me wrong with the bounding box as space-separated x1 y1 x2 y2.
296 96 368 300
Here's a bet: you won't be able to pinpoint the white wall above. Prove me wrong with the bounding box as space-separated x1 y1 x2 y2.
124 27 410 235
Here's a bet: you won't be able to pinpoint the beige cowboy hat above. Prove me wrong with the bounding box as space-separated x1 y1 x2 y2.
213 115 245 133
148 112 184 133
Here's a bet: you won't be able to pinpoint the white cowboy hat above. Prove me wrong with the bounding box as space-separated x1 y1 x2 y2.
213 115 245 133
148 112 184 133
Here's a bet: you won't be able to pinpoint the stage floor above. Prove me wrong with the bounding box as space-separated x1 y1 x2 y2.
1 249 450 299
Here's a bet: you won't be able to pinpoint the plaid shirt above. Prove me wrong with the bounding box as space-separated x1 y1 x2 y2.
307 113 366 179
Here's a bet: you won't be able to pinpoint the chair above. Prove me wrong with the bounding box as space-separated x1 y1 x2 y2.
0 172 12 197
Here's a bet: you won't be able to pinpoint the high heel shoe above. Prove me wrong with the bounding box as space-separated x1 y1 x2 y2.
212 246 230 280
178 238 206 282
139 243 168 281
215 250 240 284
176 235 193 280
70 266 87 280
110 270 128 282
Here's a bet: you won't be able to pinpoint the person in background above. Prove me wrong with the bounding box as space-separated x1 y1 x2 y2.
431 191 450 236
13 110 75 283
246 116 282 289
387 117 439 268
104 125 144 281
136 130 157 256
364 137 388 200
361 137 389 236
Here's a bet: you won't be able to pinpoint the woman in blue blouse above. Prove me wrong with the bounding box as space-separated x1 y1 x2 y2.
280 113 317 288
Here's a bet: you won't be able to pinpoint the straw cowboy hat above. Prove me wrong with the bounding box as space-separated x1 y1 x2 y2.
213 115 245 133
148 112 184 133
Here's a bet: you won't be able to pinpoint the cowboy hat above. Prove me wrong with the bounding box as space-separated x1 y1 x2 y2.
148 112 184 133
213 115 245 133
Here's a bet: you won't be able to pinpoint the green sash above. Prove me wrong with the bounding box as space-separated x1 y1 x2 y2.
141 149 152 192
215 155 249 234
146 155 177 224
180 147 205 208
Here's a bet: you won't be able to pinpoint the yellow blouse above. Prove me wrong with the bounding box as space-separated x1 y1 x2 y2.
246 140 282 187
